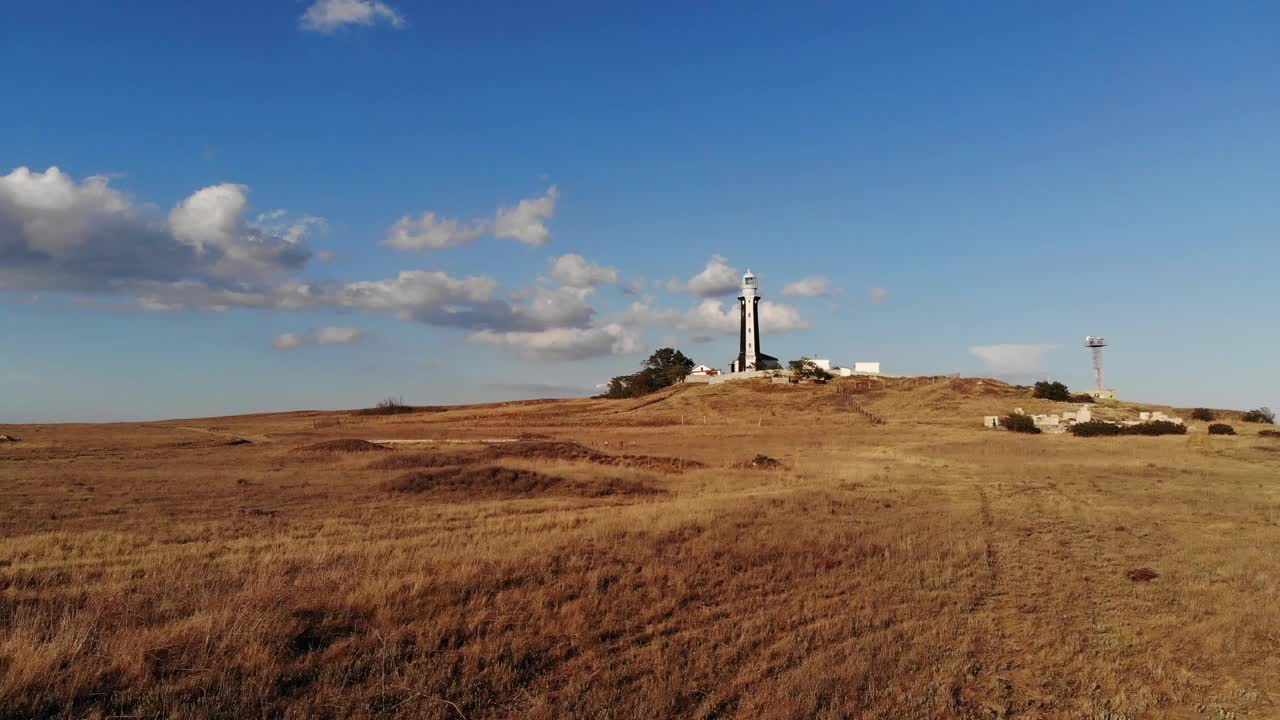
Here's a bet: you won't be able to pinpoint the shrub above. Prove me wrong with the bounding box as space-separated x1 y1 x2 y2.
1070 421 1123 437
1033 381 1071 402
1125 420 1187 436
354 396 416 416
1002 414 1040 434
1070 420 1186 437
1259 430 1280 438
1190 408 1216 421
1208 423 1236 435
1242 407 1276 424
1069 394 1096 404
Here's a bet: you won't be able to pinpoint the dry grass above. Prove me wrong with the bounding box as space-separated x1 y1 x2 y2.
2 378 1279 719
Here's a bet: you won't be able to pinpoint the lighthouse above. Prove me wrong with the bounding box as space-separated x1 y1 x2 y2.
729 269 781 372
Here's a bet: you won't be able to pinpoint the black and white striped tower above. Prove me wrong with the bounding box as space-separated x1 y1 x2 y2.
737 269 761 370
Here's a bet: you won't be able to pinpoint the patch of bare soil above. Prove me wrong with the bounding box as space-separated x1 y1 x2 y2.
364 450 484 470
489 441 703 473
383 465 662 499
293 439 390 453
733 454 785 470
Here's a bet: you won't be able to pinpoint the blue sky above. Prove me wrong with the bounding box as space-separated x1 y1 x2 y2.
2 1 1277 422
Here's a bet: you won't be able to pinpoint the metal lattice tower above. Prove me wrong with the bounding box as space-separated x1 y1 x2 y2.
1085 336 1107 391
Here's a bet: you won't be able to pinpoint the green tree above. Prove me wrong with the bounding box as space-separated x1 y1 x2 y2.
1033 381 1071 401
603 348 695 399
643 348 695 387
788 357 833 384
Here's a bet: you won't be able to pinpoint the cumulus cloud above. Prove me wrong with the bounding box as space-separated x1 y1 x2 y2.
668 255 741 297
0 166 318 298
468 323 643 361
385 212 486 251
384 187 558 252
300 0 405 32
869 287 888 304
493 186 558 246
781 276 832 297
548 253 618 288
969 344 1056 376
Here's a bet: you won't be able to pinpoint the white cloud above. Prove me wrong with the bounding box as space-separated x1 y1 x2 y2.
314 326 365 345
869 287 888 304
0 166 316 297
384 187 558 252
273 332 308 351
468 323 643 361
273 326 367 350
781 276 832 297
548 253 618 288
493 186 558 246
969 344 1056 376
169 183 312 282
339 270 498 319
300 0 405 33
385 212 486 251
669 255 741 297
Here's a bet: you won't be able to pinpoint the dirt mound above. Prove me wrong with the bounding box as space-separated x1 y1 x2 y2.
490 441 703 473
1126 567 1159 582
733 454 785 470
365 450 483 470
294 439 390 453
225 438 252 446
384 465 663 498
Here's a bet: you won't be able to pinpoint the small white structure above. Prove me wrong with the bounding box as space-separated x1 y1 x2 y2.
689 364 720 377
985 404 1091 432
812 359 834 371
854 362 881 375
1087 389 1117 400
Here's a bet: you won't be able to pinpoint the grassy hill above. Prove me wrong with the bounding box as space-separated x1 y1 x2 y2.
1 377 1278 719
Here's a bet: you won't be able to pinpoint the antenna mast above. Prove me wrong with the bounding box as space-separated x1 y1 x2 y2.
1085 336 1107 391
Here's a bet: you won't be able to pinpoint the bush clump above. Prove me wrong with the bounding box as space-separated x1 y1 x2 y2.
1033 381 1071 402
1242 407 1276 424
1070 421 1187 437
355 396 417 416
1126 420 1187 436
1259 430 1280 439
1070 421 1123 437
1002 414 1040 434
1069 394 1096 404
1208 423 1236 435
1190 408 1216 421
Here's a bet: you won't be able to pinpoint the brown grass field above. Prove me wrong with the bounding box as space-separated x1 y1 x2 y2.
2 377 1279 719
